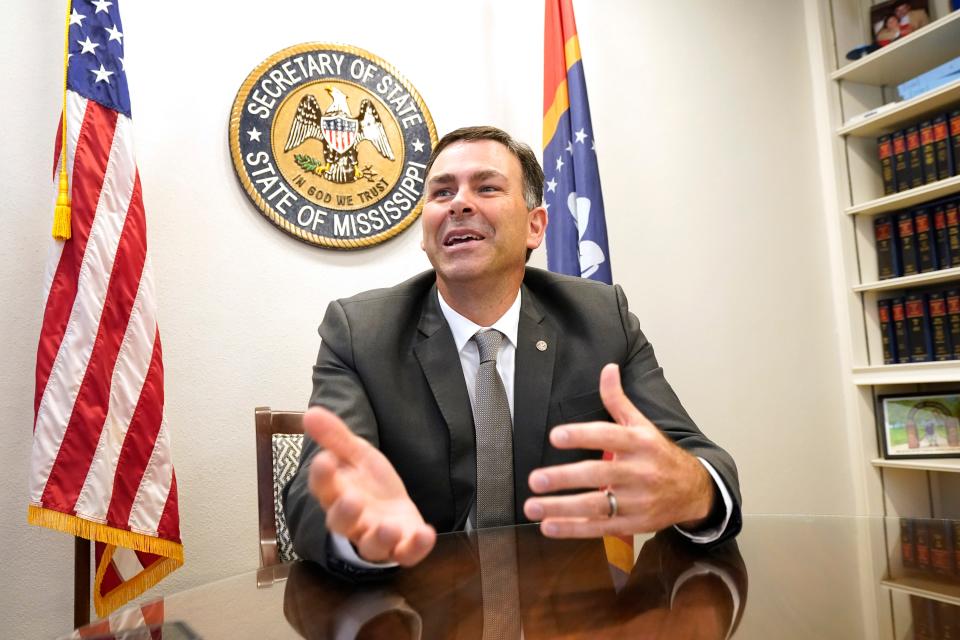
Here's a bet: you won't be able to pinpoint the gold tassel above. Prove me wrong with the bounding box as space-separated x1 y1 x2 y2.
52 167 72 240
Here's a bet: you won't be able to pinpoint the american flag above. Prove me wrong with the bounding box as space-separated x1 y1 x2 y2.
29 0 182 618
543 0 612 284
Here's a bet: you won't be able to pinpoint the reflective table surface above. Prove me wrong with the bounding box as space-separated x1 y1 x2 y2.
67 516 960 639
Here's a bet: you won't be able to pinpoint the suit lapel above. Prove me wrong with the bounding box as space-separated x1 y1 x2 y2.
414 287 476 529
513 286 557 521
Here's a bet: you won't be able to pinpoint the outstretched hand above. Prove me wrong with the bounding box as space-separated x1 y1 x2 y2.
304 407 436 566
524 363 715 537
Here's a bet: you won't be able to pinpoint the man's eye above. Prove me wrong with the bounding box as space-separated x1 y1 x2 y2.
478 185 499 193
431 188 453 198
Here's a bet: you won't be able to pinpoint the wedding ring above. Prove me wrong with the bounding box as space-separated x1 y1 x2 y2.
605 489 618 518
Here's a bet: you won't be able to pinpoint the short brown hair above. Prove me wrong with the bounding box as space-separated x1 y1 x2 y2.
425 126 544 211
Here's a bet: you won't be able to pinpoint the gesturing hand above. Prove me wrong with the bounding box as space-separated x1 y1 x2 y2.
304 407 436 566
523 363 715 537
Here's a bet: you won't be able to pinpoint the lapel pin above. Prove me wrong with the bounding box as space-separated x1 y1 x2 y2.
536 340 548 352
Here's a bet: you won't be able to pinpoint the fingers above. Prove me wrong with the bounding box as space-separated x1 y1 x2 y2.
394 525 437 567
302 406 368 461
355 521 403 563
308 450 343 507
524 491 611 521
598 363 649 427
549 421 659 453
529 459 632 493
539 517 633 539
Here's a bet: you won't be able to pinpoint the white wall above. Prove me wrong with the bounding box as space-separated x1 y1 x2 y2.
0 1 853 637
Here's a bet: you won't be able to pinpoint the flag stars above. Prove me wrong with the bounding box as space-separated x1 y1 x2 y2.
412 138 425 153
91 0 113 13
555 156 564 171
105 24 123 43
69 8 86 25
91 64 114 83
565 141 573 154
118 57 125 71
574 128 589 143
546 178 558 192
246 127 262 142
78 36 100 55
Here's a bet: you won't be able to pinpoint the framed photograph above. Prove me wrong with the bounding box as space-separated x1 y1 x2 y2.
878 392 960 459
870 0 931 48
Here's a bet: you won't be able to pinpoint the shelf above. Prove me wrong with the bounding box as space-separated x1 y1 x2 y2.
845 176 960 217
882 576 960 606
832 11 960 86
838 78 960 138
854 267 960 293
852 361 960 385
871 458 960 473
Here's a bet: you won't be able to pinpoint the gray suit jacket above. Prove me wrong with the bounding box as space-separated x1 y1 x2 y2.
283 268 742 569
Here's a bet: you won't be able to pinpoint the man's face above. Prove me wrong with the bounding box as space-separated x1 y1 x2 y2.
420 140 546 287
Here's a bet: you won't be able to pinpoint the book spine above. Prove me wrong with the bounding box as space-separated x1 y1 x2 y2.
937 601 958 640
930 519 955 576
920 120 938 184
893 130 909 191
906 292 932 362
916 520 932 571
929 293 952 361
934 114 953 181
898 211 919 276
875 215 899 279
879 299 897 364
948 289 960 360
906 125 924 189
949 201 960 267
911 595 935 640
878 134 896 195
914 208 937 272
893 297 911 363
952 110 960 177
901 517 916 568
934 205 951 269
954 520 960 574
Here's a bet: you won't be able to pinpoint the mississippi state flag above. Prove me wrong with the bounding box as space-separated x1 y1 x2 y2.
543 0 612 284
29 0 182 617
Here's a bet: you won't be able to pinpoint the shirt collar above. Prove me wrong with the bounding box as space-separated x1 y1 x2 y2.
436 287 522 353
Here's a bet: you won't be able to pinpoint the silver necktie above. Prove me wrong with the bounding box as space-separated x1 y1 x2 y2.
472 329 515 528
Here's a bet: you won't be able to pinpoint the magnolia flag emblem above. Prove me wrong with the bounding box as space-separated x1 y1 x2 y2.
29 0 182 617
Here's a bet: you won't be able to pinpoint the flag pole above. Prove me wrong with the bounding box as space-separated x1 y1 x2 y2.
74 537 91 628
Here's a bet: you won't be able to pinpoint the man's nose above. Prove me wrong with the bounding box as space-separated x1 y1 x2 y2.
448 189 474 217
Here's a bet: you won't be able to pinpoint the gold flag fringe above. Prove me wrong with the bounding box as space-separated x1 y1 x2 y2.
53 0 72 240
28 505 184 617
93 545 181 618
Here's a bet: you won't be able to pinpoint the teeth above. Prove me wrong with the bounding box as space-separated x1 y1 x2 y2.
445 234 481 246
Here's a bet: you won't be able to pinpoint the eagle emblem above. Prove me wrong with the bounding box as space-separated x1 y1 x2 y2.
284 87 395 184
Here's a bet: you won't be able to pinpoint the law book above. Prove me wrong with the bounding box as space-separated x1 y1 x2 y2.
948 201 960 267
920 120 938 184
937 601 958 640
916 520 932 571
951 110 960 177
901 518 916 568
892 297 911 364
948 289 960 360
906 125 924 189
930 519 955 576
878 134 897 195
898 211 920 276
875 215 900 279
905 292 933 362
893 129 910 191
934 204 951 270
954 520 960 573
929 293 952 361
879 299 897 364
934 114 953 181
914 208 937 272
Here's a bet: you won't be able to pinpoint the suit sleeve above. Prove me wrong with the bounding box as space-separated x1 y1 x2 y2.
282 299 388 574
614 285 742 545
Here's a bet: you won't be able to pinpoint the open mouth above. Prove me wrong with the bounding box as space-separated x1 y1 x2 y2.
442 232 485 247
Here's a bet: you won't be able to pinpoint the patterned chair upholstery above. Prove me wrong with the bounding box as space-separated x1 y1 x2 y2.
255 407 304 573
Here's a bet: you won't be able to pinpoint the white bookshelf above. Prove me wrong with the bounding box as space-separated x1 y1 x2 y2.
871 457 960 473
838 77 960 137
844 175 960 216
881 576 960 606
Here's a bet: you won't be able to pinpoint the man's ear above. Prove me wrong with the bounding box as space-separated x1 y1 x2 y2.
527 206 548 249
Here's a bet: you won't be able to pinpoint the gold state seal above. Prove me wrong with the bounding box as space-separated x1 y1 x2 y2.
229 43 437 248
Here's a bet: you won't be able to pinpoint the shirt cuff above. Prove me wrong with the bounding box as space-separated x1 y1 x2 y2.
673 457 733 544
329 532 399 569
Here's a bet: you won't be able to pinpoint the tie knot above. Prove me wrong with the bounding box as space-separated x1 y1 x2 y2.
473 329 504 363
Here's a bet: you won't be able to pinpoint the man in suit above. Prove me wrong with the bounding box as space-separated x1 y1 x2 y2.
283 126 741 571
